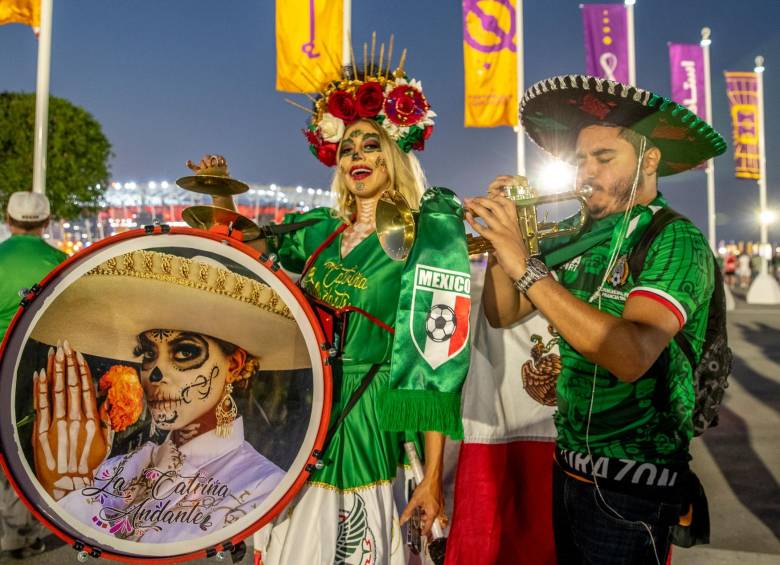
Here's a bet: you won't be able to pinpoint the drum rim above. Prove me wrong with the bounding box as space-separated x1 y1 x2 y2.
0 226 333 562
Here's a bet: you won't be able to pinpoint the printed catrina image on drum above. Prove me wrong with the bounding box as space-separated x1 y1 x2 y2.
0 234 325 557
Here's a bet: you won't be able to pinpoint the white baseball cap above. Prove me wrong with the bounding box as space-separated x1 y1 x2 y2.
6 192 51 222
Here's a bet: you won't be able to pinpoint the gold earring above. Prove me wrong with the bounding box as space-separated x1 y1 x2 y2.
215 383 237 438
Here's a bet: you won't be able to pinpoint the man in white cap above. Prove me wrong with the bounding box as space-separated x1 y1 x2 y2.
0 190 66 559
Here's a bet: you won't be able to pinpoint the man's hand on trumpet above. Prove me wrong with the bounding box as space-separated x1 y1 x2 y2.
464 175 530 282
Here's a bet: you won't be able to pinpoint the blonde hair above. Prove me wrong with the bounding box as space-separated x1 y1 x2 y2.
330 120 427 224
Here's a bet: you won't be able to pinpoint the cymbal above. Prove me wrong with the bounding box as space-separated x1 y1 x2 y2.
176 175 249 196
182 205 261 240
376 192 416 261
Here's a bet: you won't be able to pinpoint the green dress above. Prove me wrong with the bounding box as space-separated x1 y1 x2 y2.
274 207 414 489
256 207 417 565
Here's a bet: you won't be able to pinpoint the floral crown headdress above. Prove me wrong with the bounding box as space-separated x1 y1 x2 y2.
286 34 436 167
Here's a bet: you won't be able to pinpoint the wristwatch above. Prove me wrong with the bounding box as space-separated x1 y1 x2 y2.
513 257 550 294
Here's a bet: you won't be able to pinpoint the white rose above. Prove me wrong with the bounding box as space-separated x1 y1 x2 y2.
318 113 345 143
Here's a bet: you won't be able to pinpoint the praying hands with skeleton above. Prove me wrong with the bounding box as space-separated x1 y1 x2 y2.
32 340 110 501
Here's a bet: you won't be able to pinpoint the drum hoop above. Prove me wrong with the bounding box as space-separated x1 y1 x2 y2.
0 226 333 563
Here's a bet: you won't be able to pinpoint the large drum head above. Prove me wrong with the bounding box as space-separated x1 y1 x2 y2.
0 229 331 561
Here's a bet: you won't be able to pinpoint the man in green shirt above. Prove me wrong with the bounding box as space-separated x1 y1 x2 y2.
0 191 66 558
465 75 726 564
0 192 67 337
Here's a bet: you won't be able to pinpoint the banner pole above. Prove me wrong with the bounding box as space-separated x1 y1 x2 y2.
701 27 716 252
32 0 54 195
516 0 525 175
755 56 768 273
625 0 636 85
341 0 351 70
746 54 780 303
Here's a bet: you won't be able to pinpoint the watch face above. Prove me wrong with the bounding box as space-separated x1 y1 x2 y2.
528 257 549 274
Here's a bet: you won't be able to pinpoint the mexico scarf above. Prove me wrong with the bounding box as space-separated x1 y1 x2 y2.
380 188 471 440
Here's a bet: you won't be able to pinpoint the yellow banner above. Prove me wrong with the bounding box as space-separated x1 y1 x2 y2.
276 0 342 93
724 71 760 179
0 0 40 28
463 0 518 127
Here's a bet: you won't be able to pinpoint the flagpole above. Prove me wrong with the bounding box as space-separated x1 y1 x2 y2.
342 0 352 71
747 55 780 304
755 56 768 264
701 27 716 251
515 0 526 175
32 0 54 195
702 28 735 310
625 0 636 85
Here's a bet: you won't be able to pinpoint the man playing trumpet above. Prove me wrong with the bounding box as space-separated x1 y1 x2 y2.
464 75 726 564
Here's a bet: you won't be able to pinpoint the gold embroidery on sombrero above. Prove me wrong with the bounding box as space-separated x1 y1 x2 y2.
85 251 294 320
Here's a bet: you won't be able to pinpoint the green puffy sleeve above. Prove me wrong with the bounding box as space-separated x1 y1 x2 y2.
268 207 336 274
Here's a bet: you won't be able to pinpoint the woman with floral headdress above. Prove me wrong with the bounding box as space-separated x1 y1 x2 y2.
27 251 309 543
212 49 471 565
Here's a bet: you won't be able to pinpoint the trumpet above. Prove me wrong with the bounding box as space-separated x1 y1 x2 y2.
467 181 593 256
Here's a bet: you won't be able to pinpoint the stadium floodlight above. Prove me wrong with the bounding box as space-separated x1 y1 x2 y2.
148 181 157 189
160 181 169 189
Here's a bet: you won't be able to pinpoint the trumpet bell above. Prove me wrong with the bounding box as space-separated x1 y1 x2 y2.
376 191 416 261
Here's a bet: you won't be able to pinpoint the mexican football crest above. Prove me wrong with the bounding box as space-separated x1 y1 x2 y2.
410 264 471 370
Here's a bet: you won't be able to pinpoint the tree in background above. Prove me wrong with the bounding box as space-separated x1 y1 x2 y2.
0 92 111 219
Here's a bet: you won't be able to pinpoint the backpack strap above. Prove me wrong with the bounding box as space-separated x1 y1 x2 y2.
627 207 696 368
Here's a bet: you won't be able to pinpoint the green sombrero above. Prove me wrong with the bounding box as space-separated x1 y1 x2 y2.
519 75 727 176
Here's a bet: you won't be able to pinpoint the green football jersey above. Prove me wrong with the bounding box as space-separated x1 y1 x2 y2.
543 194 713 465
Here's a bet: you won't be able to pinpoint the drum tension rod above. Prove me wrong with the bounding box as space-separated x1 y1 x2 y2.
71 540 101 561
305 450 326 473
218 540 246 563
259 253 281 271
18 284 42 308
143 223 171 234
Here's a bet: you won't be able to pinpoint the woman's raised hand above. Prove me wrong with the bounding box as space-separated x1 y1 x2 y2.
185 154 228 176
33 340 109 500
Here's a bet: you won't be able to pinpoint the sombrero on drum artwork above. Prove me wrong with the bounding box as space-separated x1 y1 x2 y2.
519 74 727 176
30 250 310 370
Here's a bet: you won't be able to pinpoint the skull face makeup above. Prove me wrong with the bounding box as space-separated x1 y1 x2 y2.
338 120 391 200
134 330 245 433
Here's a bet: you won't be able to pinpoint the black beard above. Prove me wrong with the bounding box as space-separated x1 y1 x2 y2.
587 172 643 219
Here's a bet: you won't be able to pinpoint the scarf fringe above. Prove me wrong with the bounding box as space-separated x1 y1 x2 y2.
379 389 464 440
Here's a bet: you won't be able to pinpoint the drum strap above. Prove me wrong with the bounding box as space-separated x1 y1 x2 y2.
319 363 382 460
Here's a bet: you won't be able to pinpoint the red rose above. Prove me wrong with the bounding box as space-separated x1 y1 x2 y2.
412 138 425 151
303 128 320 146
384 85 429 126
423 125 433 140
355 82 385 118
327 90 357 122
316 142 338 167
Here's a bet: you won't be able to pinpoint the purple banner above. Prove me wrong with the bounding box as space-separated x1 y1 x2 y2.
669 43 707 121
582 3 630 83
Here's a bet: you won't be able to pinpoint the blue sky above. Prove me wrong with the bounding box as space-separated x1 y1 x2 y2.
1 0 779 242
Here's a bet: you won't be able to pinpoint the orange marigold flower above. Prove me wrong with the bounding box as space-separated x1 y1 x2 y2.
98 365 144 432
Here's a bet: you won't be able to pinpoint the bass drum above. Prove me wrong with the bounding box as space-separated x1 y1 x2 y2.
0 227 332 562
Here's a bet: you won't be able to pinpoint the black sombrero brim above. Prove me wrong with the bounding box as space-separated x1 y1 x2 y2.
519 75 727 176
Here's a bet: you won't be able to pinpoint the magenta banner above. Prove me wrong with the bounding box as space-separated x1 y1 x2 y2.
669 43 707 121
582 3 630 83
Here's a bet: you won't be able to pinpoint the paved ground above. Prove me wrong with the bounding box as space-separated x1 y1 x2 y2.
2 288 779 564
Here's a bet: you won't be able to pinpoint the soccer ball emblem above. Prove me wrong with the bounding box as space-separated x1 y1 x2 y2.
426 304 457 342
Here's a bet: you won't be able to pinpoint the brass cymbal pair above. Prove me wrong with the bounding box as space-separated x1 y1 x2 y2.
176 164 260 238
